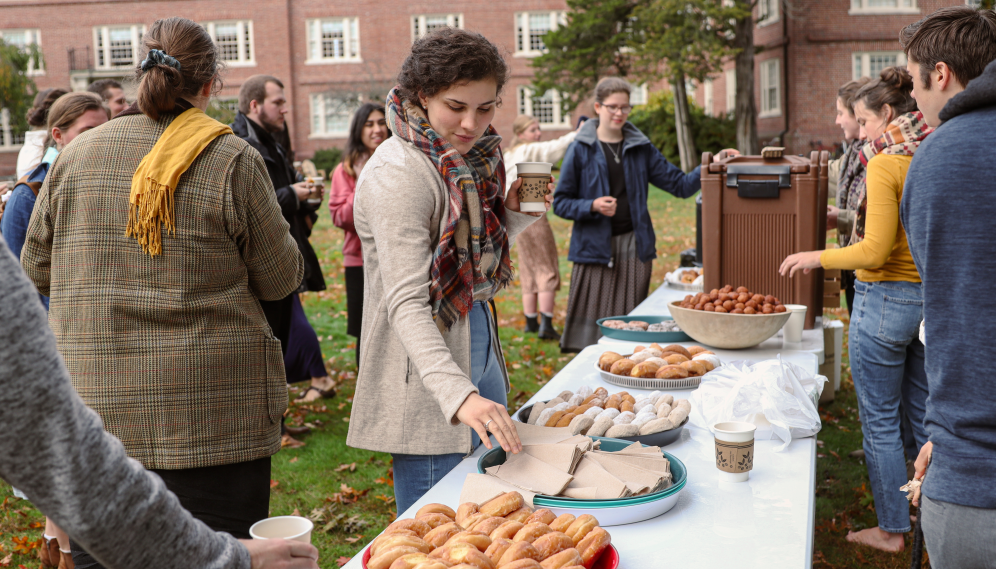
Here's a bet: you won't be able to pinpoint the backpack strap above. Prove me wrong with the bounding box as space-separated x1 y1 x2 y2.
16 174 43 197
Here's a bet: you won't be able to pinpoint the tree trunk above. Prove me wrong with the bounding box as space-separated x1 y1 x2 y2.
733 12 759 155
671 73 698 172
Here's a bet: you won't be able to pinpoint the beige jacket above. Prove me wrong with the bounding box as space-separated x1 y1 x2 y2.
346 136 536 455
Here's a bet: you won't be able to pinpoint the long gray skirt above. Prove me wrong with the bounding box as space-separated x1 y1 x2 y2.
559 232 653 353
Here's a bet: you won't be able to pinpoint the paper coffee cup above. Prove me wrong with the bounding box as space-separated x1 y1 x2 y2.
250 516 314 544
714 421 756 483
516 162 553 213
782 304 808 343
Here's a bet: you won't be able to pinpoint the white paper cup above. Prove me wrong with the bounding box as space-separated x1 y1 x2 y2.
250 516 314 544
782 304 808 343
515 162 553 212
713 421 756 483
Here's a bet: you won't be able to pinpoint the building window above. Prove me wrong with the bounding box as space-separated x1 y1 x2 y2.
203 21 254 66
306 18 361 63
758 0 780 25
853 51 907 80
725 69 736 114
0 107 26 150
94 25 144 69
704 79 714 116
310 92 360 137
966 0 982 5
514 11 565 57
517 87 571 129
629 83 648 106
0 29 43 75
412 14 463 40
759 58 781 117
849 0 919 14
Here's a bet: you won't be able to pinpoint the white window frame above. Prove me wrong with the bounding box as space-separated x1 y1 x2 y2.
849 0 919 15
966 0 982 5
704 79 714 116
0 107 24 151
203 21 254 67
93 25 145 70
310 92 360 138
514 11 566 57
852 51 907 80
517 86 571 130
0 28 44 76
759 58 781 118
306 18 361 64
725 69 736 115
411 13 463 41
757 0 780 26
629 83 649 106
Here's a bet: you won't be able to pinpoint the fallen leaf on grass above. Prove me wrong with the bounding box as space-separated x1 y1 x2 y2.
28 521 44 529
335 463 357 472
343 417 350 422
345 535 364 543
270 480 280 488
292 508 301 517
375 494 395 504
337 557 352 567
0 553 10 567
828 450 840 459
289 457 299 463
374 477 394 487
338 403 347 410
11 536 39 555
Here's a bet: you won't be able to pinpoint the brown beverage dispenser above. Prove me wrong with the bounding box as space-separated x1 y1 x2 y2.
699 150 830 329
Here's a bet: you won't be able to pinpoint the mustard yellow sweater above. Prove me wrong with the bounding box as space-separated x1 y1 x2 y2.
820 154 921 282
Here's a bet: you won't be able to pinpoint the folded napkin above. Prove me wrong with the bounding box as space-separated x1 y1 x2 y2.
590 450 672 476
513 422 576 445
461 473 537 506
555 435 595 452
522 444 585 474
586 453 668 494
561 487 600 499
566 456 630 499
618 442 662 455
485 451 574 496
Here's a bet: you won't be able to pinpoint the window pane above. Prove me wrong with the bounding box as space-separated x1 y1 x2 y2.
350 19 358 57
244 25 252 61
322 20 344 59
322 94 356 133
867 0 897 6
518 87 529 116
528 13 551 51
3 31 27 48
425 15 449 34
854 55 862 79
868 54 897 78
532 90 556 124
109 28 133 66
215 23 240 61
97 29 105 67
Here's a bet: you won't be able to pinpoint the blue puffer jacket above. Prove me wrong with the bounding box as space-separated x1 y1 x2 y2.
1 161 50 309
552 118 700 264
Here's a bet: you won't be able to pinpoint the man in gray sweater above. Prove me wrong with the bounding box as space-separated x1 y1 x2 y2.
0 239 319 569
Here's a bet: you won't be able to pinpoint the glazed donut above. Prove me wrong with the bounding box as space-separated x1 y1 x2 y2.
456 503 481 527
544 411 567 427
564 515 599 545
576 527 611 565
424 522 463 549
369 547 422 569
593 387 609 398
388 553 432 569
525 509 557 526
548 514 576 533
489 521 525 541
371 534 432 556
370 531 417 555
538 548 583 569
554 412 578 428
461 513 491 531
504 507 534 524
386 519 433 538
619 400 635 413
663 353 690 365
411 561 450 569
430 543 477 559
469 516 508 536
481 492 525 518
485 538 514 566
687 345 710 356
679 360 707 377
655 365 689 380
417 503 457 520
499 560 542 569
662 344 692 359
512 522 553 543
620 393 636 404
497 541 543 566
417 512 455 529
531 532 574 560
441 544 496 569
446 531 493 552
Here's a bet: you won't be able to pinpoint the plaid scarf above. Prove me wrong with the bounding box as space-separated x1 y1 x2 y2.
836 139 867 247
385 88 512 331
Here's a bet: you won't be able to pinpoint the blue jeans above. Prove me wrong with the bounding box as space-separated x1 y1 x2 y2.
850 280 929 533
392 301 507 515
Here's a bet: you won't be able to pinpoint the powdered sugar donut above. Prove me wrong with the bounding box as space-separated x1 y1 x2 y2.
613 411 636 425
595 408 620 422
583 406 604 419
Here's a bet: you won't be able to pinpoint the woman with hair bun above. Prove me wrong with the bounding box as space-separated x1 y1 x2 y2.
16 88 68 178
781 66 931 553
21 16 315 567
346 27 549 514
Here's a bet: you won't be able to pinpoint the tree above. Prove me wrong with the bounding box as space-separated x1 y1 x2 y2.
731 1 760 155
0 39 40 145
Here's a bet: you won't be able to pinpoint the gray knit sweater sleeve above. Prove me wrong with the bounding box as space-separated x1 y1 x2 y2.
0 240 251 569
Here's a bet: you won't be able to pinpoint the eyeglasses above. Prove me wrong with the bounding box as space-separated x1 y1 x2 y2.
601 104 633 115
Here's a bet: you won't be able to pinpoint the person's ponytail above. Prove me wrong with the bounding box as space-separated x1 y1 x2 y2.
134 17 221 120
855 66 917 118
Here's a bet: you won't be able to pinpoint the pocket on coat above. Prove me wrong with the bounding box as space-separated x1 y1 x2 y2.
877 294 923 346
265 336 288 423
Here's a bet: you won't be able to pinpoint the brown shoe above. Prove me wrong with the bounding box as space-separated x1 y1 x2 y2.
284 424 311 436
39 536 59 568
59 549 75 569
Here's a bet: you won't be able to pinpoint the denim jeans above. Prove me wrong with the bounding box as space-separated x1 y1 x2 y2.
922 495 996 569
393 301 507 515
850 279 929 533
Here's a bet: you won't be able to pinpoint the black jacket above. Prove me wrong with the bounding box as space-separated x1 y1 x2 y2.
231 112 325 292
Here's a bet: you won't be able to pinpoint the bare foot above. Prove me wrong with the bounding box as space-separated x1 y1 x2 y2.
294 377 336 403
845 527 905 552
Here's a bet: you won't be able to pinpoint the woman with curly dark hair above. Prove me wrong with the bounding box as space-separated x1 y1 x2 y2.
345 28 552 513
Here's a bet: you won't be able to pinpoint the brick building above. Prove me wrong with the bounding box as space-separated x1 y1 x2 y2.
0 0 984 176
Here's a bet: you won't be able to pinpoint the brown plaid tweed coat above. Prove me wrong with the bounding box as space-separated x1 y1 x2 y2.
21 110 304 470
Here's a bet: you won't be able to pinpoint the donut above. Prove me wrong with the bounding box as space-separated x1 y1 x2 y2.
679 360 707 377
370 533 431 556
687 345 710 356
456 503 481 527
430 543 478 559
504 507 534 524
656 403 672 419
369 547 423 569
386 519 432 538
460 513 490 531
417 503 457 519
538 548 583 569
556 390 575 402
441 544 496 569
593 387 609 398
576 385 594 399
554 412 578 428
568 415 594 435
481 492 525 518
499 560 542 569
485 538 514 566
417 513 455 529
489 521 525 541
585 417 612 437
531 532 574 560
498 541 543 566
658 394 674 407
411 561 450 569
663 354 689 365
544 411 568 427
668 406 689 426
620 400 635 413
662 345 692 359
548 514 575 534
594 408 620 422
388 553 431 569
655 365 690 379
424 522 463 549
693 358 716 372
597 351 623 371
576 527 611 565
608 360 636 377
612 411 635 425
512 522 553 543
564 515 598 545
469 516 508 536
640 418 674 435
446 531 493 552
525 509 557 526
604 424 639 437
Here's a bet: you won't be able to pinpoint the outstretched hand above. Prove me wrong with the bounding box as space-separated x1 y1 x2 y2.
456 392 522 454
240 538 319 569
779 251 823 278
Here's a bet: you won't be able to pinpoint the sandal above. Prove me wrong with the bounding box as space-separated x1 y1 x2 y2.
39 536 59 568
294 385 336 403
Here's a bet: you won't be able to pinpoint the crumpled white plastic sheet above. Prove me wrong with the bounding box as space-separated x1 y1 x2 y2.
689 357 827 451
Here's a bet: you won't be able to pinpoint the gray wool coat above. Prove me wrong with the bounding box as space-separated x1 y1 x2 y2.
346 136 537 455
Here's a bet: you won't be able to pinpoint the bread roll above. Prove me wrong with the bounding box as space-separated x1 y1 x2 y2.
548 514 576 534
498 541 543 565
568 415 594 436
655 365 689 379
564 515 599 545
604 424 639 438
485 538 514 567
531 532 574 560
585 417 612 437
612 411 635 425
576 527 611 565
481 492 525 518
544 411 567 428
639 417 674 435
424 522 463 549
417 504 457 519
387 519 433 538
608 359 636 376
525 509 557 526
512 522 552 544
489 521 525 541
504 507 534 524
539 548 583 569
662 344 692 359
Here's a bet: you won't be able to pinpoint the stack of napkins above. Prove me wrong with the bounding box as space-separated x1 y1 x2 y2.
462 424 672 504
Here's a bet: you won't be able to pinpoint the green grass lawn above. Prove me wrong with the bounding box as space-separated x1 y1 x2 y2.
1 189 924 568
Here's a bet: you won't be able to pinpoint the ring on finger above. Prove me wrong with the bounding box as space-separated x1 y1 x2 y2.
485 419 494 432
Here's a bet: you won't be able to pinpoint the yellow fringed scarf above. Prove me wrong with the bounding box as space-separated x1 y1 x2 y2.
126 108 233 256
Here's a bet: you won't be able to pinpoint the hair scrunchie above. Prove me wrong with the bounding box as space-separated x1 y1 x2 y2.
140 49 181 72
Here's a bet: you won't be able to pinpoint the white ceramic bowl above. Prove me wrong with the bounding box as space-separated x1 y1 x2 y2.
668 301 791 349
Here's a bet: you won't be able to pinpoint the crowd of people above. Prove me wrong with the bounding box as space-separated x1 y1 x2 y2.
0 5 994 569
